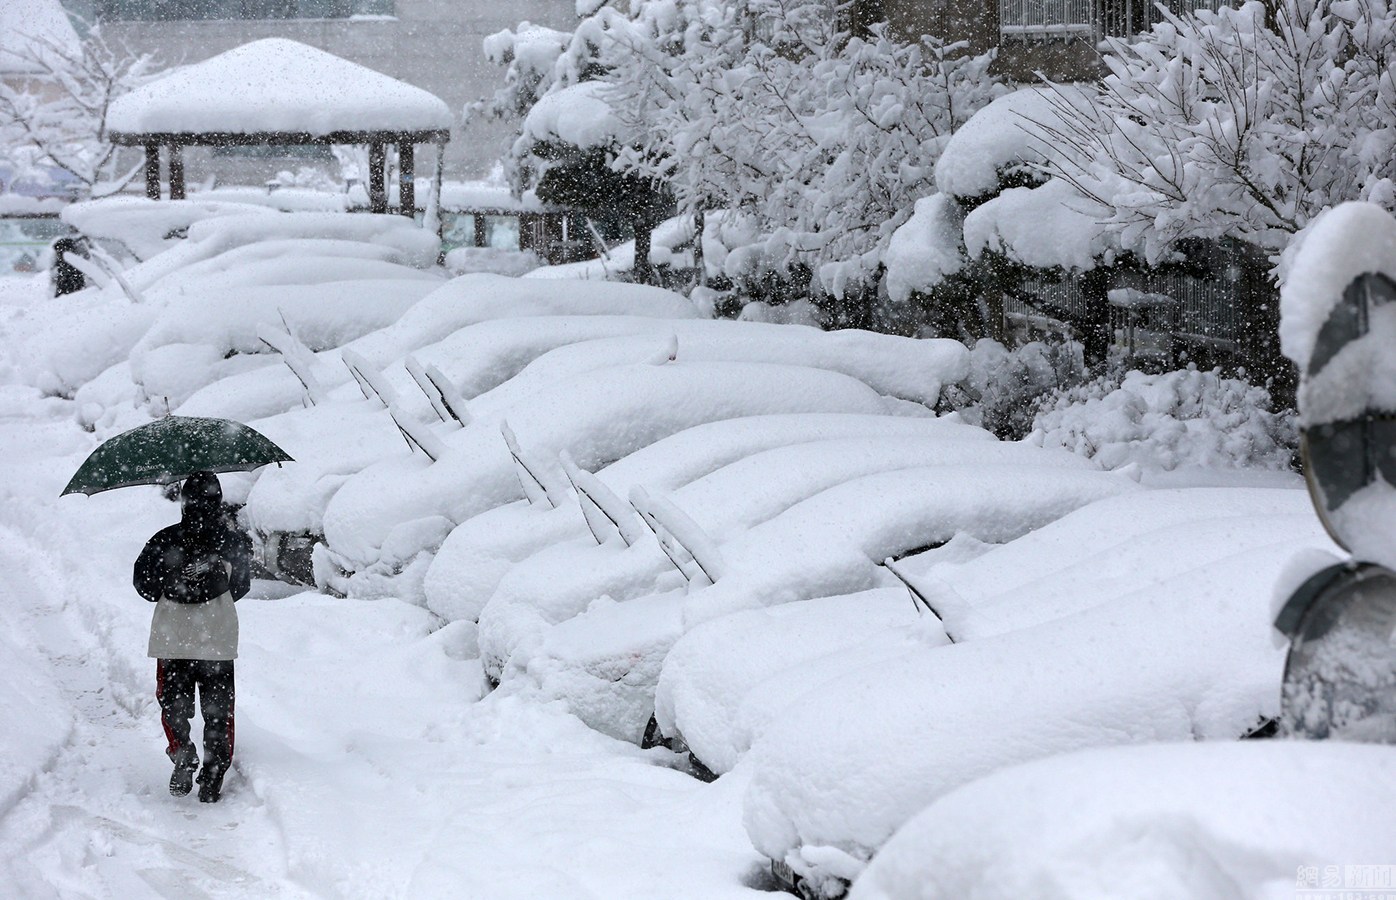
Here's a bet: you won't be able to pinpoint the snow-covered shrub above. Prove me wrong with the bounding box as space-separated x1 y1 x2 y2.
1036 0 1396 263
941 338 1088 440
1031 367 1299 472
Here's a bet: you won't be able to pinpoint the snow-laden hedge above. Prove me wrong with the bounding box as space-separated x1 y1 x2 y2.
1030 367 1298 472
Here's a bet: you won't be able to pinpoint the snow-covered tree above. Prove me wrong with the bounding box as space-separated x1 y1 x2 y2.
1034 0 1396 264
607 0 1001 304
483 0 1001 305
0 26 158 198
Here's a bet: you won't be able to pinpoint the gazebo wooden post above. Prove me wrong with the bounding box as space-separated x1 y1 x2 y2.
398 140 415 218
368 140 388 214
433 137 446 244
168 141 186 200
144 142 161 200
473 211 487 248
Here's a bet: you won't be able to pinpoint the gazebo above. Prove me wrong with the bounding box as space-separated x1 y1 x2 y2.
106 38 452 216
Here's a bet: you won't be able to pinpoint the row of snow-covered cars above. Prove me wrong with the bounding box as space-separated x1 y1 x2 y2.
38 208 1393 898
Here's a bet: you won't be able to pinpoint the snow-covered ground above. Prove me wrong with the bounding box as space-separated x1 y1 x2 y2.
0 275 770 898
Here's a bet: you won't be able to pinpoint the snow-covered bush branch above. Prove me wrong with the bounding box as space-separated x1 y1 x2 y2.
1034 0 1396 263
0 27 158 197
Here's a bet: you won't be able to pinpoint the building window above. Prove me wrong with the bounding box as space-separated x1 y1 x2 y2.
998 0 1095 38
95 0 393 21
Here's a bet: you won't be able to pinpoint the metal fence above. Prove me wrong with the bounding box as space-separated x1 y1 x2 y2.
1003 266 1243 354
1002 0 1230 40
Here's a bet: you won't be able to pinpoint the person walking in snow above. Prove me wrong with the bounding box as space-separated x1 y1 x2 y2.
133 470 252 803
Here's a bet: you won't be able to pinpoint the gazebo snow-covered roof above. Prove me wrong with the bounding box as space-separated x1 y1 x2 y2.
108 38 452 215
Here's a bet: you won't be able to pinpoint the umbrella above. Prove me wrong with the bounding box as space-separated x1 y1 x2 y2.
61 415 293 496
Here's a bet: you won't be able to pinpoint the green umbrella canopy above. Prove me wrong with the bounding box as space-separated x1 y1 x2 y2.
61 415 293 497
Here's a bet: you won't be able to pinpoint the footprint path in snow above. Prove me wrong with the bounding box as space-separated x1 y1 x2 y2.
0 403 313 900
0 383 769 899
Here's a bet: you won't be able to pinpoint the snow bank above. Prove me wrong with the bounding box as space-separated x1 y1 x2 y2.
883 195 965 301
20 213 442 396
934 87 1079 200
912 487 1332 640
443 247 542 277
1031 368 1298 473
665 489 1328 781
655 588 928 772
107 38 452 136
243 399 415 536
740 536 1310 894
522 81 625 150
408 315 689 404
850 741 1396 900
194 186 350 213
963 178 1114 271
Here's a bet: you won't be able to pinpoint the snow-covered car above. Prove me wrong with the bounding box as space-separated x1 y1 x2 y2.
474 426 1017 681
737 489 1336 898
655 486 1329 780
424 413 993 623
495 454 1135 743
316 315 968 590
27 212 443 417
316 360 904 595
847 741 1396 900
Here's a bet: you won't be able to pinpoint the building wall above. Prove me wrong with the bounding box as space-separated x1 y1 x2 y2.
70 0 577 180
880 0 1103 82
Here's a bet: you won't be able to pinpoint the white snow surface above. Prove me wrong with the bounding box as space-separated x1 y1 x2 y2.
18 212 442 397
470 321 966 410
656 488 1328 782
963 178 1114 271
739 502 1332 894
106 38 452 136
1030 368 1298 473
496 458 1129 743
522 80 626 150
0 224 1380 900
934 87 1081 200
883 194 965 301
849 741 1396 900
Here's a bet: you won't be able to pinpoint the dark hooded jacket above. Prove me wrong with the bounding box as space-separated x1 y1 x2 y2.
134 472 252 660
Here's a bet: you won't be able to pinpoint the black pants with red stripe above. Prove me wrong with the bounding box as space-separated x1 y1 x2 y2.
156 659 235 773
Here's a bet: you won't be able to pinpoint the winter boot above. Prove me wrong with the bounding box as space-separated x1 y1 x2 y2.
197 764 226 803
169 748 199 797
